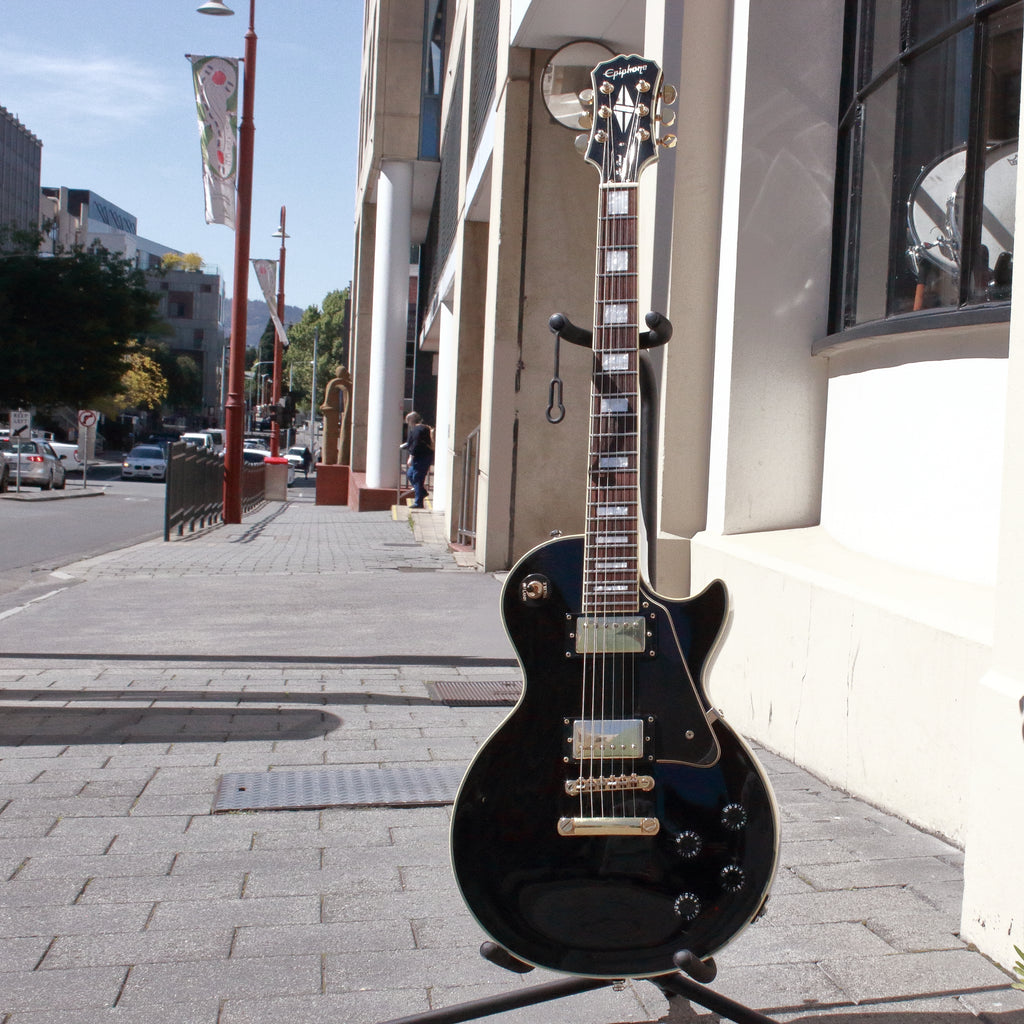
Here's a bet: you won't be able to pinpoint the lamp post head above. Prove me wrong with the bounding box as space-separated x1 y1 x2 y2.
197 0 234 14
272 227 290 240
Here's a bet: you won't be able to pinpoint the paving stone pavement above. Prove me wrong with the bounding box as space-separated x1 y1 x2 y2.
0 491 1022 1024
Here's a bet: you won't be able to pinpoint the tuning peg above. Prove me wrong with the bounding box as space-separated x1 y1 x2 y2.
577 112 593 130
579 88 595 106
597 104 611 119
661 84 678 105
599 80 614 95
658 108 676 127
574 133 589 155
638 128 651 142
658 134 678 149
637 79 652 93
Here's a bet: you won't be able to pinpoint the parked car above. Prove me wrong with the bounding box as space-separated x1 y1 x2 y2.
0 439 67 490
181 431 217 451
121 444 168 481
284 446 310 470
244 436 270 450
204 428 226 453
243 447 296 486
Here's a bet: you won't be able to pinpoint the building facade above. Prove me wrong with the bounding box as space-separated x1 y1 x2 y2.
0 105 41 243
41 187 227 418
351 0 1024 968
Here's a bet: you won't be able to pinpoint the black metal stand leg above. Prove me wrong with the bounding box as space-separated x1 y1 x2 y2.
375 945 779 1024
375 976 612 1024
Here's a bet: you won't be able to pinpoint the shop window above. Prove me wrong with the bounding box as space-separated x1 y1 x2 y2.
831 0 1021 334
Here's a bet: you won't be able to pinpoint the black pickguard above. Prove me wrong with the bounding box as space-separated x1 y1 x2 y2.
450 535 779 978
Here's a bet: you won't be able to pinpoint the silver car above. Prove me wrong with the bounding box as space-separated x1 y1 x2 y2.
0 439 67 490
121 444 168 481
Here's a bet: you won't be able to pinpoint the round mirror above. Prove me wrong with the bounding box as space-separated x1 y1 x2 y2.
541 41 615 129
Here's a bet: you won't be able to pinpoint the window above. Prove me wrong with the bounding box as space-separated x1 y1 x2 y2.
831 0 1020 334
168 291 193 319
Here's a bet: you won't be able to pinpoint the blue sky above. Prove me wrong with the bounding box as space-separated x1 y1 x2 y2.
0 0 364 311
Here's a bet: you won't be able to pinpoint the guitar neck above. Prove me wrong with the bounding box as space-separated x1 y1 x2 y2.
583 184 640 616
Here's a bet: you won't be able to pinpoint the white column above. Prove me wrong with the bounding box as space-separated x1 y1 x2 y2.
431 302 456 515
365 160 412 489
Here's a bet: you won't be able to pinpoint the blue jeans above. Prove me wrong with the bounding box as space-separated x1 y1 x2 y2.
408 455 431 506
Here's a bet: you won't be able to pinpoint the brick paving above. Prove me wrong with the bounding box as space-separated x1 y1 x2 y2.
0 491 1022 1023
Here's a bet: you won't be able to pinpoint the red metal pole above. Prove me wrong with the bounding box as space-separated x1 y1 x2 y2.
271 205 286 457
222 0 256 523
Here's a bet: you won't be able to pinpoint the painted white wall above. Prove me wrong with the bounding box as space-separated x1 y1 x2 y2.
821 359 1007 587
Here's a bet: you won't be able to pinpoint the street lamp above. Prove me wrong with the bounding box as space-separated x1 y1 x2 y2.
199 0 255 524
271 206 288 456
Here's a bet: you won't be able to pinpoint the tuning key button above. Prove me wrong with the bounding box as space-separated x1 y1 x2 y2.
675 830 703 859
658 108 676 126
661 84 678 105
637 79 651 93
719 864 746 892
579 88 595 106
673 892 702 922
721 803 748 831
658 135 678 150
577 113 593 130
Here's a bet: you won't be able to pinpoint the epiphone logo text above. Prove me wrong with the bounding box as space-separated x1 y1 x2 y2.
603 62 648 80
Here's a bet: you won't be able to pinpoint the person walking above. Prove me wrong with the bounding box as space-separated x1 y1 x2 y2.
400 411 433 509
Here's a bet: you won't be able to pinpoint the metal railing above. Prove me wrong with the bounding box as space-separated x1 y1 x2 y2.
456 425 480 547
163 442 265 539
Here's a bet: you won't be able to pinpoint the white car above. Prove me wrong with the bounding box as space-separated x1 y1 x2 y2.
242 448 296 486
121 444 168 481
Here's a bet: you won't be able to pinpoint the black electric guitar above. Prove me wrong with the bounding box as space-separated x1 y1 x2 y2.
450 54 779 979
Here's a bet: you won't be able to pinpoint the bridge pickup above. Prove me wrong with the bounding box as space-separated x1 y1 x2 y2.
570 718 646 760
557 816 660 837
565 773 655 796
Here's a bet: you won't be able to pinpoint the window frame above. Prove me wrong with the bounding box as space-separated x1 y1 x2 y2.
827 0 1020 341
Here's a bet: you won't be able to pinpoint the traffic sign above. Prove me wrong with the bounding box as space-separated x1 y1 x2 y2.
78 409 98 428
9 409 30 438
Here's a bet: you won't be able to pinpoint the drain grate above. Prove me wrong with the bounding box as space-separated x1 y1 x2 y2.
427 680 521 706
212 764 465 813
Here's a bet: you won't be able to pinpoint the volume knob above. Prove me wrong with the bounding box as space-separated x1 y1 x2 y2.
673 892 702 922
721 803 748 831
675 830 703 859
719 864 746 892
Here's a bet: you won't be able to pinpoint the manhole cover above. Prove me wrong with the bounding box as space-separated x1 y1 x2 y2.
212 764 464 813
427 680 521 705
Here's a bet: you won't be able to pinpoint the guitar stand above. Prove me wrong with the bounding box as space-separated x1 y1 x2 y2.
375 941 779 1024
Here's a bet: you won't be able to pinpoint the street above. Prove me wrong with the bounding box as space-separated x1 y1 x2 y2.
0 467 166 608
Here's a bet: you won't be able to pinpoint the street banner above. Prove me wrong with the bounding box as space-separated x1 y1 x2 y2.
252 259 289 348
189 55 239 229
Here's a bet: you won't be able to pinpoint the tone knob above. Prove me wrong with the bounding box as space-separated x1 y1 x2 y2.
719 864 746 892
721 803 747 831
673 892 702 922
675 830 703 859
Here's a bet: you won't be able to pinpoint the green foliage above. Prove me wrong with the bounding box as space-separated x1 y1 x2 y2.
0 232 159 409
283 287 350 411
1013 946 1024 990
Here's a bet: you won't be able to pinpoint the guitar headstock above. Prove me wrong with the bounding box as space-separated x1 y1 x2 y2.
579 55 677 184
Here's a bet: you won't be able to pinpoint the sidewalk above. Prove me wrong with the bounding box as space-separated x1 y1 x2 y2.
0 491 1021 1024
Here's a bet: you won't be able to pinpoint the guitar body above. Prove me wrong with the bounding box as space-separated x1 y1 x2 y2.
450 535 779 978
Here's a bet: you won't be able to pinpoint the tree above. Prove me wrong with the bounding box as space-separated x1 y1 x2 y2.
283 287 350 412
95 347 169 419
0 232 160 409
161 252 204 273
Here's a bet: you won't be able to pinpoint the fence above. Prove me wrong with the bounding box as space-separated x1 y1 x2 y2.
455 425 479 547
163 442 265 539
